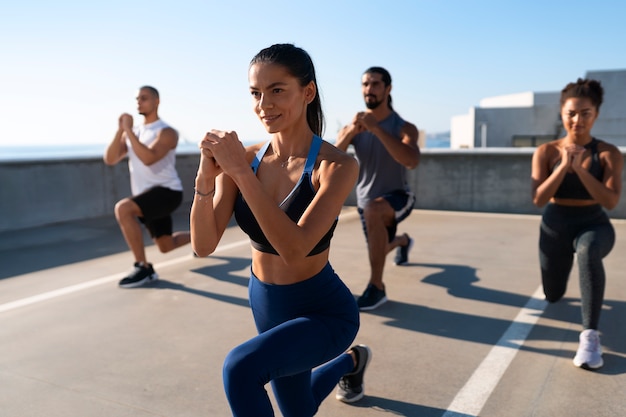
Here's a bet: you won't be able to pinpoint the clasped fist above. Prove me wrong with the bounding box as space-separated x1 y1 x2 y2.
561 143 585 171
198 130 246 176
119 113 133 130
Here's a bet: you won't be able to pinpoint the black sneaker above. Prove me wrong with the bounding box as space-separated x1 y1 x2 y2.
357 284 387 311
336 344 372 403
394 234 414 265
118 263 158 288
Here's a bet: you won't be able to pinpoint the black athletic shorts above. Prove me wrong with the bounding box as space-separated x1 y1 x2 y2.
358 189 415 242
132 186 183 238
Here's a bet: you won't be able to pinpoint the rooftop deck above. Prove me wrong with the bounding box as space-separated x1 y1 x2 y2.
1 209 625 416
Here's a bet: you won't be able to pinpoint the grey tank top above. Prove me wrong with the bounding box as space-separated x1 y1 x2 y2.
351 111 409 208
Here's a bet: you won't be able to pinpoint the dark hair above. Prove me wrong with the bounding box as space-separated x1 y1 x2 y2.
140 85 160 99
364 66 393 110
560 78 603 111
250 44 324 136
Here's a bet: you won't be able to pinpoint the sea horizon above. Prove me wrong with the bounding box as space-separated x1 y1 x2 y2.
0 136 450 162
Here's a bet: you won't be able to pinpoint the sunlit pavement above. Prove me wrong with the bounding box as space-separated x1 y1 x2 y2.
1 208 625 417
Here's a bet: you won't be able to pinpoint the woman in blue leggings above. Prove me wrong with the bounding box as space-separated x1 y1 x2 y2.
190 44 371 416
531 78 623 370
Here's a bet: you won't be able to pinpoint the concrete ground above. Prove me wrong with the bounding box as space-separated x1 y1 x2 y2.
1 208 625 417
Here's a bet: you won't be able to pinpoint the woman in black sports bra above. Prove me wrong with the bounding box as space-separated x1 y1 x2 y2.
531 78 623 371
190 44 370 416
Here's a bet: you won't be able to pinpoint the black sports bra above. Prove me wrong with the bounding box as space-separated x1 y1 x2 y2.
233 135 337 256
552 138 604 200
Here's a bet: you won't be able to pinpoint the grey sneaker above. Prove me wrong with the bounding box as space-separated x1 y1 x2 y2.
119 263 158 288
336 345 372 403
357 284 387 311
394 234 414 265
573 329 603 370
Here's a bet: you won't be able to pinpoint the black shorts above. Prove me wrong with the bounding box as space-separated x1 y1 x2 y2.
132 186 183 238
358 189 415 242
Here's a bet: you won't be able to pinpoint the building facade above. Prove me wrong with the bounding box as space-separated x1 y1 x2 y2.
450 69 626 149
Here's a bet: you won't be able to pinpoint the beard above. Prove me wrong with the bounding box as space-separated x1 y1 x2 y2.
364 95 382 110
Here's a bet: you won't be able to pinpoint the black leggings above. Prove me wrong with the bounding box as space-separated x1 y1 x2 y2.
539 204 615 330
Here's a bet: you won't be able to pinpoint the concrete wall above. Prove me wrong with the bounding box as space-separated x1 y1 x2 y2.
0 153 201 232
2 148 626 233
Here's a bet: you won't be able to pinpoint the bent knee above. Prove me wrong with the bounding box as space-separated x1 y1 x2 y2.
363 199 394 221
223 346 256 384
114 198 141 218
154 236 176 253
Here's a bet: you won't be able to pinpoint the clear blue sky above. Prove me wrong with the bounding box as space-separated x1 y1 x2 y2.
1 0 625 147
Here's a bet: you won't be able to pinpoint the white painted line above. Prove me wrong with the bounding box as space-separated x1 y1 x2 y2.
443 286 548 417
0 211 359 315
0 239 250 314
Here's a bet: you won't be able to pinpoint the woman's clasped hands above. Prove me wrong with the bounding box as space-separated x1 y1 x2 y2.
561 143 586 172
198 130 248 177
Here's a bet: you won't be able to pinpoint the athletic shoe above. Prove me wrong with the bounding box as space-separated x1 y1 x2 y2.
394 234 414 265
336 344 372 403
118 262 158 288
357 284 387 311
573 329 603 370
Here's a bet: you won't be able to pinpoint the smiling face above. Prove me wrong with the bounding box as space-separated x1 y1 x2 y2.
248 62 315 134
361 72 390 110
561 97 598 141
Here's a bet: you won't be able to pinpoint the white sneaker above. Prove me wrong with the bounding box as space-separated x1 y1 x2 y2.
573 329 603 370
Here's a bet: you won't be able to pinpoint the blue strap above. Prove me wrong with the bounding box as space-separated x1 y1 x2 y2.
251 141 272 174
304 135 322 174
251 135 322 174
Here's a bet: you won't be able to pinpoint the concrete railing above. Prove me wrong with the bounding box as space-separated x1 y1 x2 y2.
2 148 626 233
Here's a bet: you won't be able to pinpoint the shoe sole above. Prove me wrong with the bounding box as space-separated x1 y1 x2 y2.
337 388 365 403
359 295 388 311
573 357 603 370
394 237 414 265
336 345 372 403
119 273 159 289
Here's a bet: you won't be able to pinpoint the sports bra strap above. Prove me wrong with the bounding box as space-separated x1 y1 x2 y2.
250 141 272 174
304 135 322 174
250 135 322 174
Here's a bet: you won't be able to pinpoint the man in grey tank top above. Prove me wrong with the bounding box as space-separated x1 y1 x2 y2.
335 67 420 311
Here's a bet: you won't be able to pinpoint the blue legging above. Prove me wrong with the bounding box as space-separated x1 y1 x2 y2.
539 203 615 330
223 263 360 417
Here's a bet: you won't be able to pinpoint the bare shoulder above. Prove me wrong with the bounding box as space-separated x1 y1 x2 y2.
535 139 561 158
318 140 357 168
401 120 419 137
159 126 178 138
157 126 179 148
596 138 621 155
244 141 267 163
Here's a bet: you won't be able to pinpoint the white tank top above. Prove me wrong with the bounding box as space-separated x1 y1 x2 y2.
127 119 183 195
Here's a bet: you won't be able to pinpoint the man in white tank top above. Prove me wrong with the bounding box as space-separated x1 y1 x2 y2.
335 67 420 311
103 86 190 288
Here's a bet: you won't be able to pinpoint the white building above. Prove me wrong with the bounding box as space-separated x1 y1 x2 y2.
450 69 626 148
